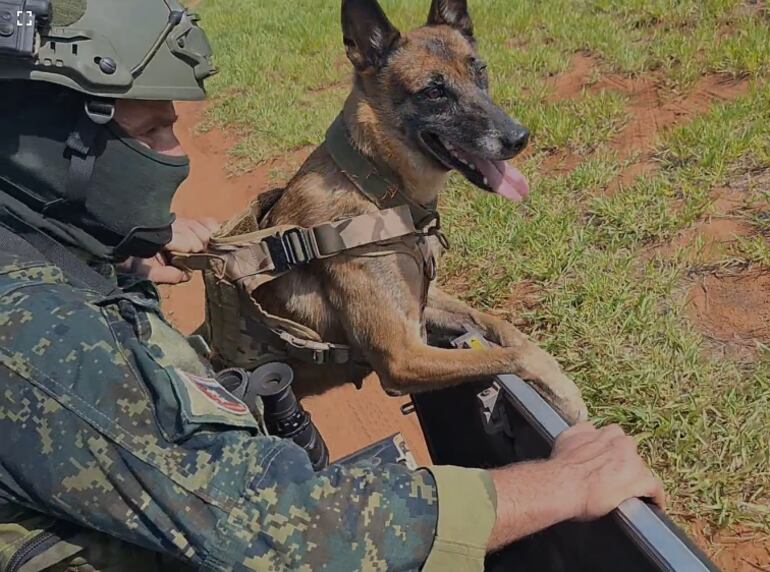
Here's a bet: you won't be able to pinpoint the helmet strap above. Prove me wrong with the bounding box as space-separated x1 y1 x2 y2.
43 98 115 214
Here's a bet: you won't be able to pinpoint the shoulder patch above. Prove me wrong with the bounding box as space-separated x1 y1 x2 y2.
167 368 259 432
175 369 251 416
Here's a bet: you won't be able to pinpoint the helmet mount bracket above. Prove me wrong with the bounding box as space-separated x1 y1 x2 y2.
0 0 51 60
0 0 216 101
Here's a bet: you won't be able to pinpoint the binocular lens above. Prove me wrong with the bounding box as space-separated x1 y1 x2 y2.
248 363 330 471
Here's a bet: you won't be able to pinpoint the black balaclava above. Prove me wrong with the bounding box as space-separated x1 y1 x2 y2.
0 81 190 262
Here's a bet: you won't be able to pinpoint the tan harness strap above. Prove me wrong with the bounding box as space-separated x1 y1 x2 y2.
313 203 416 256
171 204 425 369
172 205 417 286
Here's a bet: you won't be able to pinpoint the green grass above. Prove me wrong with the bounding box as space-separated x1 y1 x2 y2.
193 0 770 530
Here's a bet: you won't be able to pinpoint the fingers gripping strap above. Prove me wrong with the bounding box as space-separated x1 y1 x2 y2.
169 252 220 273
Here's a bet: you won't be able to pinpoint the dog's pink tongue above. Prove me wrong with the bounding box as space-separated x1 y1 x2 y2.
490 160 530 202
453 149 530 202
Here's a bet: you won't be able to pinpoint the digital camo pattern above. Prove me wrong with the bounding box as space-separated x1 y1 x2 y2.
0 250 438 571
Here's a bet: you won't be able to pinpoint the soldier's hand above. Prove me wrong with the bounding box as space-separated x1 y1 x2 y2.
550 422 665 521
487 422 664 553
165 217 220 254
118 217 220 284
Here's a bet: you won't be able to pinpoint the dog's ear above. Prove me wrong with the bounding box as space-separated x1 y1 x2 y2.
342 0 402 73
426 0 474 39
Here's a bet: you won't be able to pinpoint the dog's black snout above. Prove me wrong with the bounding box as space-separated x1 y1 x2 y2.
501 128 529 156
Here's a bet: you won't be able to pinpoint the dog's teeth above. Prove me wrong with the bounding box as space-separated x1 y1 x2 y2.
483 177 489 186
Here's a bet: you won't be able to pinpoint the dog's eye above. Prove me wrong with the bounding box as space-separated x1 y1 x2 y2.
424 85 446 100
474 62 489 89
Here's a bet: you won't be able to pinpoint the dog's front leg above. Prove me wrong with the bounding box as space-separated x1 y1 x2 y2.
425 286 530 346
327 266 587 422
425 286 588 422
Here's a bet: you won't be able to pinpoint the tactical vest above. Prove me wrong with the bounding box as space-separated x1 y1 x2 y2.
173 116 446 371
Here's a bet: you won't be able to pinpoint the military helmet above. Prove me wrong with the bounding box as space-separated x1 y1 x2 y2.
0 0 216 100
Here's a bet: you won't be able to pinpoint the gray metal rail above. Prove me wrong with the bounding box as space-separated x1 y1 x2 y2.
495 372 718 572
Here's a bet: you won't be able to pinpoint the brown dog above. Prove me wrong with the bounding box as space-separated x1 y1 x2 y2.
255 0 588 422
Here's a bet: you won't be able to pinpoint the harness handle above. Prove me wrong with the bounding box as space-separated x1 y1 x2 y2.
415 211 451 250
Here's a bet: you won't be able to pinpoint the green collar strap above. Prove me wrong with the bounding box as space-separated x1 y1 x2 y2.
325 115 438 229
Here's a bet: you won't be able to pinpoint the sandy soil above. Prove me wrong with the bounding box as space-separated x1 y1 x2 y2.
163 50 769 565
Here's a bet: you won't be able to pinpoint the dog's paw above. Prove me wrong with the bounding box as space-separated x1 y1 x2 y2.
478 317 528 349
544 385 589 424
530 374 589 424
515 354 589 424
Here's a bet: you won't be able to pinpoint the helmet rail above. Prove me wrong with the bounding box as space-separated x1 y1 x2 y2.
0 0 216 101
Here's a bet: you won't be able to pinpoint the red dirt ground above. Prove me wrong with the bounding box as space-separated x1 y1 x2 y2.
654 216 754 265
692 526 770 572
164 50 768 565
657 182 769 363
686 271 770 355
545 52 598 100
544 53 750 191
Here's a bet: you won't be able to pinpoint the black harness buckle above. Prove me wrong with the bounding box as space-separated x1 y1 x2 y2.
265 228 316 272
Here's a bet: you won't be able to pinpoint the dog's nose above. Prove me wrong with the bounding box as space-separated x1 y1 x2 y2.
501 128 529 156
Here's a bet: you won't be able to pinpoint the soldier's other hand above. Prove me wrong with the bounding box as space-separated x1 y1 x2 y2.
165 217 220 254
118 217 220 284
551 422 666 521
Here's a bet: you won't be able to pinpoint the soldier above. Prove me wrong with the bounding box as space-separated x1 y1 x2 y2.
0 1 664 570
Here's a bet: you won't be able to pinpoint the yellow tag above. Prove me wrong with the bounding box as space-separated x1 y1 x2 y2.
467 337 487 350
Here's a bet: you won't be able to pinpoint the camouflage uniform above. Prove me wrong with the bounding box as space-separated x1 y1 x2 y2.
0 244 497 571
0 0 497 568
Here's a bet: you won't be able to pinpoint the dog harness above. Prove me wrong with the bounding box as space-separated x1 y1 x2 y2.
173 115 446 370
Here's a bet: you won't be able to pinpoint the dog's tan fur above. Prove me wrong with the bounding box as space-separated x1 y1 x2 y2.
256 0 587 421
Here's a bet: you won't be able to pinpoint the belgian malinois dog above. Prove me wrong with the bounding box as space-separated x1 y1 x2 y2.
257 0 587 422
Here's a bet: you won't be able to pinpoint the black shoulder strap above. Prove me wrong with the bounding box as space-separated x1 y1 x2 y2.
0 209 121 299
0 221 46 263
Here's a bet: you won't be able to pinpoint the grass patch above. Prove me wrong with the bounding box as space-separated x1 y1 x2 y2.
195 0 770 530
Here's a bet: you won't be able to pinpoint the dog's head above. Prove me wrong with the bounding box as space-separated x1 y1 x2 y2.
342 0 529 201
